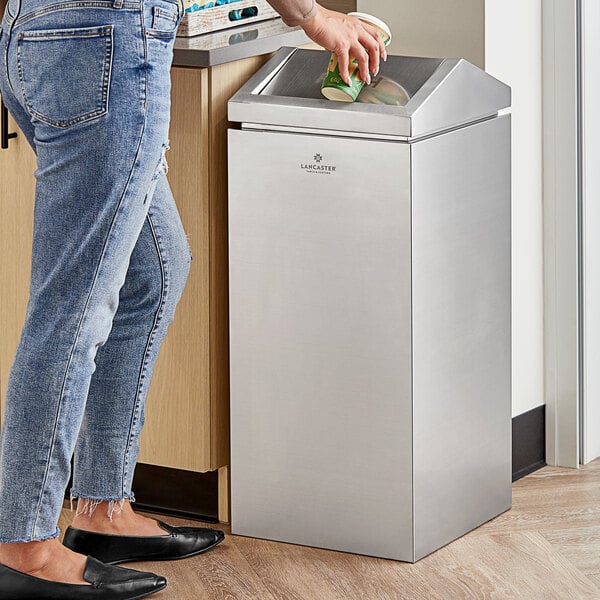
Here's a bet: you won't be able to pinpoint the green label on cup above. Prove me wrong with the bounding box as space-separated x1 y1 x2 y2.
321 53 364 102
321 25 391 103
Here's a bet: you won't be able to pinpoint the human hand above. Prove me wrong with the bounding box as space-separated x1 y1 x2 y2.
299 5 388 86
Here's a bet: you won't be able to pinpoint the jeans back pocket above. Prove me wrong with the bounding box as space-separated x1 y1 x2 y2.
16 24 113 128
146 0 182 38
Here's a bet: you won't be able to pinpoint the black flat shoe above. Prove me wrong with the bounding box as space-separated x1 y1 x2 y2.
0 555 166 600
63 519 225 565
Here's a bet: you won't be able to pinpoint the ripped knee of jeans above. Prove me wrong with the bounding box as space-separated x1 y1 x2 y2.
159 141 170 176
143 142 170 205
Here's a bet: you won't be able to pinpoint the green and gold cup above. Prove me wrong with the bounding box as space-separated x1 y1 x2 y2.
321 12 392 102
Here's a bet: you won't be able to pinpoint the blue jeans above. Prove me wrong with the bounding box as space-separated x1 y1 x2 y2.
0 0 192 542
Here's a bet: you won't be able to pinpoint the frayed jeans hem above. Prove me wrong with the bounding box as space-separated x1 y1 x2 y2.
0 525 60 544
69 490 136 522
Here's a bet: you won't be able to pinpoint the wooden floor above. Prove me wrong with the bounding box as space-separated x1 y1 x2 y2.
59 459 600 599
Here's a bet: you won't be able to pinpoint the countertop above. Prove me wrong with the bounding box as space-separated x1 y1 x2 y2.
173 17 311 68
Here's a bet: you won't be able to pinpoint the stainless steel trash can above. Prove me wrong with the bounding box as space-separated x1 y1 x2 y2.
227 47 511 563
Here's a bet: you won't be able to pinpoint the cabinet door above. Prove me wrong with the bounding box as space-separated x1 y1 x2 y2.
0 105 36 424
135 66 212 472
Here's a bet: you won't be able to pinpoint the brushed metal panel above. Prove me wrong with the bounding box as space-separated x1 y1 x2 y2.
411 115 512 560
228 128 414 560
409 59 511 139
580 0 600 464
542 0 579 469
228 47 511 139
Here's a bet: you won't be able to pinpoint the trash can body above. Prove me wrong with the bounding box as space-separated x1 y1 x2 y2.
227 48 511 562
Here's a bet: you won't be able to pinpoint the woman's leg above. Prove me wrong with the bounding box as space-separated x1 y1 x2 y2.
70 168 192 534
0 0 185 581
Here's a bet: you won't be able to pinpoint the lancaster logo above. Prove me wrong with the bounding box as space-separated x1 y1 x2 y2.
301 154 337 175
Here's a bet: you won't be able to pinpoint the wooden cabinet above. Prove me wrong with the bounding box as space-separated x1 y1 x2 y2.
137 57 273 521
0 53 271 523
0 107 36 425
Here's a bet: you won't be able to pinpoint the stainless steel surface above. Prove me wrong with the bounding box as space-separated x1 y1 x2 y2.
240 121 412 141
173 18 310 68
259 49 441 102
411 115 512 560
228 54 512 562
228 46 511 139
228 129 414 561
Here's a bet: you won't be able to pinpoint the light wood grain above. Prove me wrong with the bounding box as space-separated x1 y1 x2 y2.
218 465 229 523
589 574 600 593
0 105 37 423
137 66 213 472
56 459 600 599
475 462 600 535
231 529 599 600
541 526 600 574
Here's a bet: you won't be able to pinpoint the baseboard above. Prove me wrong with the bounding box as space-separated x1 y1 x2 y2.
65 462 220 523
512 404 546 481
131 463 219 522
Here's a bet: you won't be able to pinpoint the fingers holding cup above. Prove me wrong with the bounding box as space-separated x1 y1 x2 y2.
321 12 392 102
348 11 392 61
351 43 371 84
363 22 387 62
335 46 352 86
359 28 382 76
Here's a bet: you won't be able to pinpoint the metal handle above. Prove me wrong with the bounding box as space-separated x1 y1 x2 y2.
1 98 17 149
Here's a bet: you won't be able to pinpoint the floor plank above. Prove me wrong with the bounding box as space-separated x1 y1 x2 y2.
541 525 600 574
411 531 598 600
587 573 600 593
232 534 434 600
475 461 600 535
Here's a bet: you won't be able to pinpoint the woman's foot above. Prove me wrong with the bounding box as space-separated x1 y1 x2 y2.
66 497 225 565
0 537 89 585
63 518 225 566
71 499 166 537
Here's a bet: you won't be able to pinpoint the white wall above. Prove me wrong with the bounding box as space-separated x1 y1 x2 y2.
357 0 485 67
485 0 544 417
